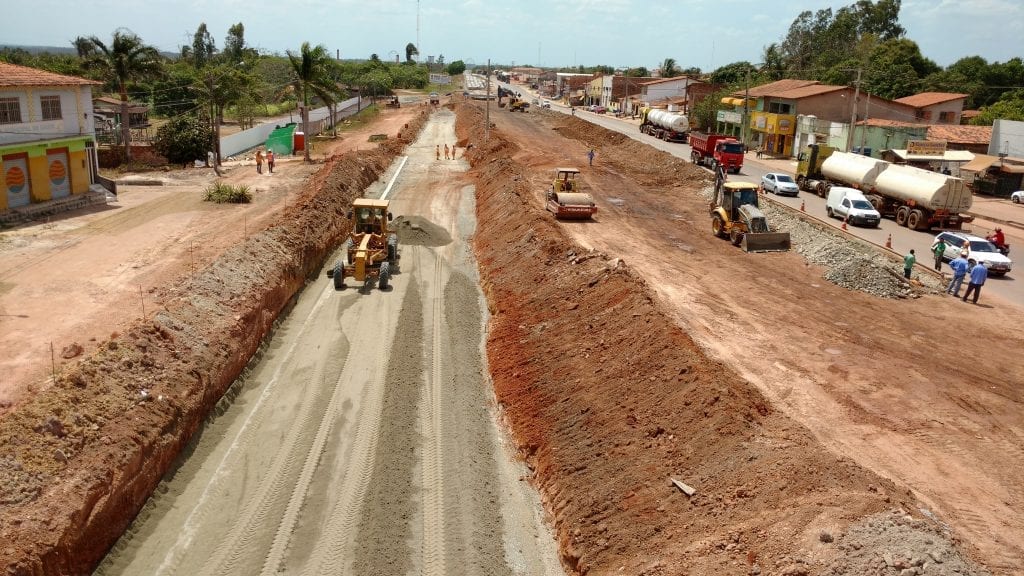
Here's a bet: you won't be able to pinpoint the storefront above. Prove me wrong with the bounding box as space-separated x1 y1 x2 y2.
750 111 796 157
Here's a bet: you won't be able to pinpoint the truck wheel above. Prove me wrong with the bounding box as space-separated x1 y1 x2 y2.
712 215 726 238
691 152 699 164
333 261 345 290
730 229 743 246
816 182 827 198
387 234 399 264
895 206 910 227
378 262 391 290
907 209 924 231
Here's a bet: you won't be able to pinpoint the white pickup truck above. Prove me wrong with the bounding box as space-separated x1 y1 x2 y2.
826 186 881 228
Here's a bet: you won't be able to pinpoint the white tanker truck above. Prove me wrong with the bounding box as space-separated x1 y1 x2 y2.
639 108 690 143
796 144 973 231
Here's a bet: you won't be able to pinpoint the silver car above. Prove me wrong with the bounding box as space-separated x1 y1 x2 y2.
935 231 1012 277
761 173 800 196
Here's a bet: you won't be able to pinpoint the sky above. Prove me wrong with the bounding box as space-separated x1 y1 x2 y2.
4 0 1022 72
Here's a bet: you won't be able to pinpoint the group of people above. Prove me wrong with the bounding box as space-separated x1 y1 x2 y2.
436 143 458 160
903 232 997 305
255 149 275 174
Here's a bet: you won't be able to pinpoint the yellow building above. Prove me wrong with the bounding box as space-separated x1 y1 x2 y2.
1 62 102 213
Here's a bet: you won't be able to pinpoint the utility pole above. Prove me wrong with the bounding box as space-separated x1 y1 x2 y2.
741 65 751 146
860 91 871 154
416 0 420 62
846 68 862 152
485 58 491 141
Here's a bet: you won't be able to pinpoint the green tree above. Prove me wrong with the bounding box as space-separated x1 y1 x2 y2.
405 42 419 63
359 68 394 102
691 86 734 131
625 67 649 77
87 29 163 164
192 23 217 68
972 89 1024 124
863 38 939 99
194 63 251 166
224 23 246 63
710 61 760 86
287 42 340 162
446 60 466 76
151 65 198 116
153 115 213 165
659 58 680 78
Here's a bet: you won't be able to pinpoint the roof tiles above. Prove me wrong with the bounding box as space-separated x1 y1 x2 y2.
0 62 100 87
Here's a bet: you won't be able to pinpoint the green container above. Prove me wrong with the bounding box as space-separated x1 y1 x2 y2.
265 123 296 155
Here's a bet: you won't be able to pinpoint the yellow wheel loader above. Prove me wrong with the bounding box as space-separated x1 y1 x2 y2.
709 167 790 252
329 198 399 290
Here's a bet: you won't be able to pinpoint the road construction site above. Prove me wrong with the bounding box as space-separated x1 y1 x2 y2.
0 96 1022 576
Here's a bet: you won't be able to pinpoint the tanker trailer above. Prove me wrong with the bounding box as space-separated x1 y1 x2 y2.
639 108 690 142
870 164 973 231
819 151 889 196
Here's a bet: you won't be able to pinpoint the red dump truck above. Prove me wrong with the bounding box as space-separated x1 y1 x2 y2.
689 133 745 174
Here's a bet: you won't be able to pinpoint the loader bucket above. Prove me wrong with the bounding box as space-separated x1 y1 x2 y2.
742 232 791 252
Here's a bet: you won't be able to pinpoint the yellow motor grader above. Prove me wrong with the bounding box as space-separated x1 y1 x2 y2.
330 198 399 290
709 167 790 252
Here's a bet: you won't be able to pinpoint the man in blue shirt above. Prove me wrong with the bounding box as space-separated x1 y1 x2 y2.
946 254 969 297
962 259 988 304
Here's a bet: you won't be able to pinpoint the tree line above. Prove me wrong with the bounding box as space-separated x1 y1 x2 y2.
1 24 466 164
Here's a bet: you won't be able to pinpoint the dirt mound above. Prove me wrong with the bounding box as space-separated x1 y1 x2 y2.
0 113 430 575
455 100 990 576
391 215 452 246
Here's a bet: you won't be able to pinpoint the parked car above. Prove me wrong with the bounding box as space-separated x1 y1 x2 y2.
934 231 1013 276
593 106 607 114
826 186 881 227
1012 190 1024 203
761 173 800 196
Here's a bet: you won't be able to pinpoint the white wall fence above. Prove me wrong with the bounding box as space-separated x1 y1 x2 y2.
221 96 368 158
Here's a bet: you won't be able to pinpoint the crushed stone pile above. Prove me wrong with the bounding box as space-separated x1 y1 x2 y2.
822 509 993 576
391 215 452 246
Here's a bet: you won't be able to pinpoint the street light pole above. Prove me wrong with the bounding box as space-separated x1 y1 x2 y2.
485 58 491 141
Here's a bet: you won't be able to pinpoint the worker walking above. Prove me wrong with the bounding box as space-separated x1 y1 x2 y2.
962 259 988 304
947 253 969 297
903 249 916 279
266 150 275 173
931 237 947 271
587 148 595 166
255 150 264 174
444 144 450 160
436 145 441 160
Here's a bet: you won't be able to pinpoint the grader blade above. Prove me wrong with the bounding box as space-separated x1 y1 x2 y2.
742 232 791 253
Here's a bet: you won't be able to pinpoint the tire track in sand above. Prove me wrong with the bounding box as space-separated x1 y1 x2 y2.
422 250 448 576
152 281 340 576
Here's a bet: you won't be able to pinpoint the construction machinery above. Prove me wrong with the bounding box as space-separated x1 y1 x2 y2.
329 198 399 290
709 168 790 252
546 168 597 219
385 96 401 109
508 96 530 112
639 108 690 142
690 132 745 174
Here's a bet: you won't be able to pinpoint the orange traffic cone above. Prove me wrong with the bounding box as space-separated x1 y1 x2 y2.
841 216 848 231
800 200 805 212
885 234 892 249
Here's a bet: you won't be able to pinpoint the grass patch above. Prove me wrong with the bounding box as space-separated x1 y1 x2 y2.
204 182 252 204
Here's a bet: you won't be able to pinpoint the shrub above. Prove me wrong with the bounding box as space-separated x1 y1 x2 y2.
204 182 252 203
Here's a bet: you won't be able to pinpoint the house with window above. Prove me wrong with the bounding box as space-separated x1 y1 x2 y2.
639 76 701 112
893 92 968 125
1 62 103 216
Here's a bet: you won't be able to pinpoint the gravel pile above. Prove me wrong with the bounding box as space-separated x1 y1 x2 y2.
822 509 992 576
699 185 945 299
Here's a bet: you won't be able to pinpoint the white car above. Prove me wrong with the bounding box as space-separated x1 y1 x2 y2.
1012 190 1024 204
761 173 800 196
934 231 1012 277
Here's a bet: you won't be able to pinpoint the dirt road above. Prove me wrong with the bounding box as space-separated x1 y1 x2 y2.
474 102 1023 574
94 109 563 576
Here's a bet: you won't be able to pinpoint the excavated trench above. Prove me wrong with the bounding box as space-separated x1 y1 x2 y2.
0 111 431 575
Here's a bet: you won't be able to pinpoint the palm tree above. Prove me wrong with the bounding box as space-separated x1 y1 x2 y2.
660 57 680 78
71 36 96 58
287 42 341 162
87 29 162 164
